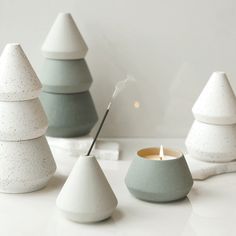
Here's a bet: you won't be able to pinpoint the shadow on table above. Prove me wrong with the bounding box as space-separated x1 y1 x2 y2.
101 208 124 224
39 174 67 194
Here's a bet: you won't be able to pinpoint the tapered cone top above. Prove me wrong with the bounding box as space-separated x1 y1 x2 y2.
56 155 118 223
42 13 88 60
0 43 42 101
192 72 236 125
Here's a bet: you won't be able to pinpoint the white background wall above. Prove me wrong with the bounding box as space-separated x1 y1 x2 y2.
0 0 236 138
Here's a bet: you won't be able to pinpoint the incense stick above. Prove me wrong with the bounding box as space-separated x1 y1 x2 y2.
86 75 135 156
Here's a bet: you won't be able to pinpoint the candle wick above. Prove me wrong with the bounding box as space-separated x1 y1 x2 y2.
160 144 164 160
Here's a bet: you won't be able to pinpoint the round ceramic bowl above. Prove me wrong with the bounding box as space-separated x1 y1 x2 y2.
186 120 236 162
0 136 56 193
40 91 98 137
125 147 193 202
40 59 92 94
0 98 48 141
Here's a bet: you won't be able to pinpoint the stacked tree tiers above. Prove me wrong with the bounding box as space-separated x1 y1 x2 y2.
40 13 98 138
0 43 56 193
186 71 236 163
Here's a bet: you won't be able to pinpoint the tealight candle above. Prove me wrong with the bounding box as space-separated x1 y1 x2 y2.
145 145 176 160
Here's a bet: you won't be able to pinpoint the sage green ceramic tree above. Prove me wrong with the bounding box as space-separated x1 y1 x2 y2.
40 13 98 137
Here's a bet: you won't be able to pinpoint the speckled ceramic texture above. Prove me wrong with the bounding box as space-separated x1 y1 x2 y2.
40 58 92 93
42 13 88 60
0 98 48 141
40 91 98 137
192 72 236 125
186 120 236 162
56 155 117 223
0 136 56 193
0 43 42 101
125 148 193 202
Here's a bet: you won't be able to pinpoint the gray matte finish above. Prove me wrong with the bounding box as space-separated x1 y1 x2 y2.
40 91 98 137
40 59 92 94
125 154 193 202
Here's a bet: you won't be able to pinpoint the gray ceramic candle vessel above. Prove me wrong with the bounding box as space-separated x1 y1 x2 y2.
125 147 193 202
40 59 93 94
40 91 98 137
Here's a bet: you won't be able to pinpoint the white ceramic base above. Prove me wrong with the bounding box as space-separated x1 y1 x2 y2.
47 136 119 160
186 154 236 180
0 136 56 193
56 155 118 223
59 208 115 223
47 136 93 151
185 120 236 162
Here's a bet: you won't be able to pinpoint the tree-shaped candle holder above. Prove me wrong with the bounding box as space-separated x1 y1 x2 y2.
186 72 236 162
0 43 56 193
40 13 98 137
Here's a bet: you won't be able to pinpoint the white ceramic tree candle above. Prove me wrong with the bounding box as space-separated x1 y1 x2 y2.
0 43 56 193
186 71 236 162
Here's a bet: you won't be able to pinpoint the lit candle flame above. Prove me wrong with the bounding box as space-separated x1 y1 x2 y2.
160 145 164 160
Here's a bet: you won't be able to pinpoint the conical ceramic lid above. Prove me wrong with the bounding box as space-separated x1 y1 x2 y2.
0 43 42 101
56 155 117 223
192 72 236 125
41 13 88 60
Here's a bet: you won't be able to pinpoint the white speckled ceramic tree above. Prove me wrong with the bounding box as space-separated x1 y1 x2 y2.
0 43 56 193
186 72 236 162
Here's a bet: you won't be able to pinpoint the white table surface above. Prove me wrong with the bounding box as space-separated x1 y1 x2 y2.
1 138 236 236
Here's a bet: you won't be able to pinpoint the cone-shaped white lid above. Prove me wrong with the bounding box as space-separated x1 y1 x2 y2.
192 72 236 125
56 155 117 223
41 13 88 60
0 43 42 101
